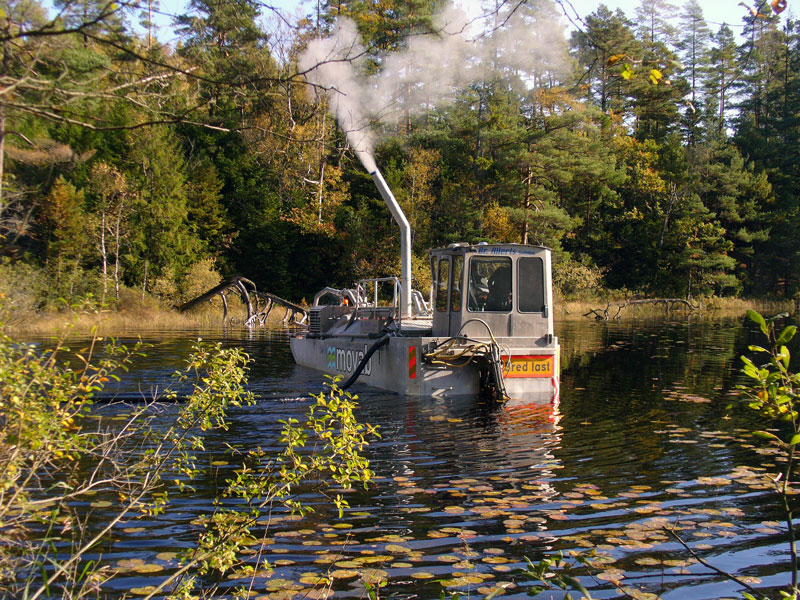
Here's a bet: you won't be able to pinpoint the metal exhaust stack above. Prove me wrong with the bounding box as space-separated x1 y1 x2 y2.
370 169 412 317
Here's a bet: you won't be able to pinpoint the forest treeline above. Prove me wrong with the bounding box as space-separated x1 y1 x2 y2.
1 0 798 316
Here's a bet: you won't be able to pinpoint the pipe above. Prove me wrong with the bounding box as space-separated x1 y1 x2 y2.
370 169 412 318
339 334 391 390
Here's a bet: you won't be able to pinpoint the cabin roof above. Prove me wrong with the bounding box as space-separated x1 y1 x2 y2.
428 242 551 256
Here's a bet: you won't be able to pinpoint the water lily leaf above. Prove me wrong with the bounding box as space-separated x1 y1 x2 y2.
130 587 158 596
330 569 359 579
362 555 392 563
479 585 507 597
359 568 388 584
334 560 360 568
492 565 512 572
299 573 329 586
410 571 435 579
117 558 145 569
156 552 178 561
440 577 472 588
437 555 461 563
134 563 164 574
596 569 625 582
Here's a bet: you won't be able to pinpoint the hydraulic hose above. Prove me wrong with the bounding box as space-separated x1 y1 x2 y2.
339 334 391 390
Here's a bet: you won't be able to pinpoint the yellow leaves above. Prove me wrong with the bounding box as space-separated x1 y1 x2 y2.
482 202 516 242
772 0 787 13
621 64 634 80
607 54 626 66
649 69 662 85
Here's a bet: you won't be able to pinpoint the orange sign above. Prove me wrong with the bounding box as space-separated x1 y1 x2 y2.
501 355 555 378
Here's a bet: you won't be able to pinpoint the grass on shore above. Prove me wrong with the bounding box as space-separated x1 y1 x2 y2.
4 296 300 335
558 296 795 320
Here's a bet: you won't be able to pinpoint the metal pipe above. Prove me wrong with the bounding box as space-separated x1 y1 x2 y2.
370 169 412 317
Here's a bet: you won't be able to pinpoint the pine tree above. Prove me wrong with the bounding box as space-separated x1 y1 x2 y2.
125 126 197 294
705 24 738 133
38 176 87 293
676 0 711 145
634 0 678 47
570 5 641 114
629 0 687 141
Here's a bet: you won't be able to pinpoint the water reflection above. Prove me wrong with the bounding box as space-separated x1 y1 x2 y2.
19 316 799 599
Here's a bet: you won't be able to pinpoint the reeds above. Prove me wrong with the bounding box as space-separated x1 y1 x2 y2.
6 297 298 335
557 296 794 321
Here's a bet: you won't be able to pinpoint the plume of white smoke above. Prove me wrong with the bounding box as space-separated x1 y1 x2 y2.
298 2 568 173
299 19 379 172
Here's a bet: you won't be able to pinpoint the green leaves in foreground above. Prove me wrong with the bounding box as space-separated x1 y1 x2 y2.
736 310 800 598
740 311 798 426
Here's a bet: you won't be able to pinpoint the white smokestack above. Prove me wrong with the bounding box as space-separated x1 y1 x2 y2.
370 169 412 317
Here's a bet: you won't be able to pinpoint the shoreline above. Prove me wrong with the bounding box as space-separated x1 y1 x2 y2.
4 297 794 336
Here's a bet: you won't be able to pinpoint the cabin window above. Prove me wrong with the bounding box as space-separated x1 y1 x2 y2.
450 256 464 312
518 256 545 313
468 257 512 312
436 257 450 312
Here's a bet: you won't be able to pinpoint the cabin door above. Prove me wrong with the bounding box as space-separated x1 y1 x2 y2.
448 255 464 336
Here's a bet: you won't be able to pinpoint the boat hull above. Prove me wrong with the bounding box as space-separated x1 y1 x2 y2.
290 335 559 403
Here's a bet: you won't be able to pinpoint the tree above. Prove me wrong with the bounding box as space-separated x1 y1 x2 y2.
705 23 738 133
629 0 686 142
126 125 196 294
87 161 133 304
634 0 678 48
734 14 800 297
687 138 773 294
676 0 711 145
570 5 640 114
185 156 233 257
176 0 278 125
38 176 87 293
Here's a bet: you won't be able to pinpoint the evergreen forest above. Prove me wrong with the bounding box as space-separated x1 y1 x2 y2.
2 0 798 314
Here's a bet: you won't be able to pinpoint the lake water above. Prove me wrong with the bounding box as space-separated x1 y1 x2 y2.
35 316 800 599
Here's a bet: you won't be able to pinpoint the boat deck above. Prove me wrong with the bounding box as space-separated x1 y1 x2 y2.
398 317 433 336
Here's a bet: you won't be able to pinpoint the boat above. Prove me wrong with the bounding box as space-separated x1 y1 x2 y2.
289 169 560 404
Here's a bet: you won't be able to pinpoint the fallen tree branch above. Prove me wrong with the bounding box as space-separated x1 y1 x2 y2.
177 276 307 327
584 298 700 320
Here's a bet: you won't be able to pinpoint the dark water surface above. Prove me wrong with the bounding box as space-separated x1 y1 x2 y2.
34 317 800 599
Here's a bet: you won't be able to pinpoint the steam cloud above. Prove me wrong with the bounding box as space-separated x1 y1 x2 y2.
298 2 568 173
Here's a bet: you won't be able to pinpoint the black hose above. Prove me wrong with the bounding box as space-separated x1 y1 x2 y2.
339 334 391 390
